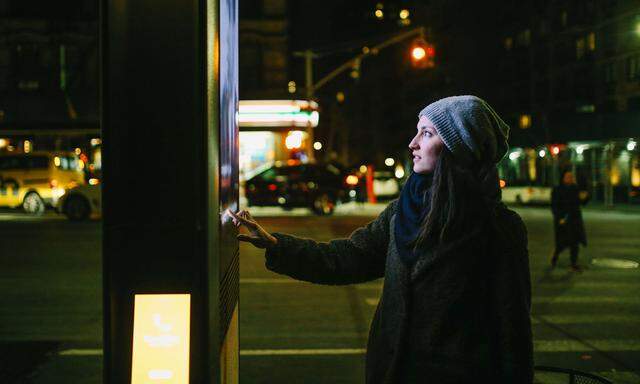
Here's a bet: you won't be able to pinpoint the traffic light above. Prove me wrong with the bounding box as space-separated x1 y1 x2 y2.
410 38 435 69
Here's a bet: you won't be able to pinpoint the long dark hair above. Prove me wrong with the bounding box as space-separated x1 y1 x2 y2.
413 149 497 249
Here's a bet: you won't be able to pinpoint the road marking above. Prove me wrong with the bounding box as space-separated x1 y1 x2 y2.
364 296 640 307
533 296 640 304
59 349 103 356
365 298 379 306
240 278 301 284
58 348 367 357
239 348 366 356
533 339 640 352
240 278 382 289
59 339 640 357
533 314 640 325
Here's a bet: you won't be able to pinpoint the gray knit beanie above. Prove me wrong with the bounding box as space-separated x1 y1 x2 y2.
418 95 510 166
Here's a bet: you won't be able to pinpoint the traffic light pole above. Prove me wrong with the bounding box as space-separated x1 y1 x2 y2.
294 26 427 98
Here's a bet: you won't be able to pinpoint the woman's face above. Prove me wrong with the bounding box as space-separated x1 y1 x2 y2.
409 116 445 174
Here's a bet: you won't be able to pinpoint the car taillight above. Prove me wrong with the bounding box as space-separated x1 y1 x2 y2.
268 184 277 191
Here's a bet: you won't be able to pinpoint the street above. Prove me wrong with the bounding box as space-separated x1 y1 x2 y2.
0 205 639 383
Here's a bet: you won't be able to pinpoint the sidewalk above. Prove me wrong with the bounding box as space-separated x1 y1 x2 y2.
245 201 389 217
581 201 640 215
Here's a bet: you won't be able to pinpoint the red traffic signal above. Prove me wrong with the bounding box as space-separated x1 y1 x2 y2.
410 38 435 69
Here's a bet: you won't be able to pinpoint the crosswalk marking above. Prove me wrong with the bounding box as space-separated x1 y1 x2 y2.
239 348 366 356
240 278 302 284
364 296 640 307
59 349 102 356
59 338 640 357
533 314 640 325
533 339 640 352
240 278 382 288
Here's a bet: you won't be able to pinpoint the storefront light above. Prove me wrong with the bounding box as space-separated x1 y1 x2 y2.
285 131 304 149
394 165 405 179
238 112 319 128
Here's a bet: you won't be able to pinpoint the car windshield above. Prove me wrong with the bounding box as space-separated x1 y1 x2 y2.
0 155 49 170
55 155 80 171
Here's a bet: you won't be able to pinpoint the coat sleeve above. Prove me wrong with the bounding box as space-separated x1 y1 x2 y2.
263 200 397 285
489 211 534 383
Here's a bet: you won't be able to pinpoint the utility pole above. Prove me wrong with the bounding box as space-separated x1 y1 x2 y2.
292 26 429 162
293 26 427 99
304 50 314 99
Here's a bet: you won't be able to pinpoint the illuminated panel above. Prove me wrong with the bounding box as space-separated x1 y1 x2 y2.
238 100 319 128
131 294 190 384
238 112 319 128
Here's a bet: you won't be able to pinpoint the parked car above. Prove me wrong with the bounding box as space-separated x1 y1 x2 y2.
373 170 401 199
0 151 85 214
245 161 353 215
57 184 102 221
500 182 552 205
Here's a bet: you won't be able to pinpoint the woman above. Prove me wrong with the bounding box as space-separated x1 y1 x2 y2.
550 170 588 272
229 96 534 383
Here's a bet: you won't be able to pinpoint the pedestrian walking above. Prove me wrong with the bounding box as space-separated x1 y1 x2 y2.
229 95 533 383
550 170 588 272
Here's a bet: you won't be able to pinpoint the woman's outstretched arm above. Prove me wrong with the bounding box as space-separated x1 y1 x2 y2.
229 200 397 285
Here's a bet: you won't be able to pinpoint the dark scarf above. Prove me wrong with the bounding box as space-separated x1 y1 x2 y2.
394 167 502 267
394 172 432 267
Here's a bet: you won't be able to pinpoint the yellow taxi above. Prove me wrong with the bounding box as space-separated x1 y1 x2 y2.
0 151 86 214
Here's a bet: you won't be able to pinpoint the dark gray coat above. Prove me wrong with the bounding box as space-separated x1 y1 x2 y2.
551 184 587 249
265 200 533 383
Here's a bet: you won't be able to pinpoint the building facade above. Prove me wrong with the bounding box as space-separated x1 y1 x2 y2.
0 0 98 154
496 0 640 146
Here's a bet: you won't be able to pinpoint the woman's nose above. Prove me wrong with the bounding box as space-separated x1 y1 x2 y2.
408 136 418 149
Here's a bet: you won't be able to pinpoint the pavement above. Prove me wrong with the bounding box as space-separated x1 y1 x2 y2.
0 203 639 383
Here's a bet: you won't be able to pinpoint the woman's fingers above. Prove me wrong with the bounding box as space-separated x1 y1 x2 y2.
228 209 256 228
237 234 255 242
237 234 265 248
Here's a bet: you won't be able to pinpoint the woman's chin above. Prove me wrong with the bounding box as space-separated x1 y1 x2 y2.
413 164 430 175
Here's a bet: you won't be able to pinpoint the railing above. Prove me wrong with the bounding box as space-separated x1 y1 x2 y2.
534 365 614 384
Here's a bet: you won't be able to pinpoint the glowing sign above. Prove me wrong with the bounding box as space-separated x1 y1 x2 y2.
131 294 190 384
238 100 319 128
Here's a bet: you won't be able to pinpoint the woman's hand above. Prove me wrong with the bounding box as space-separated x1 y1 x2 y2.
227 209 278 249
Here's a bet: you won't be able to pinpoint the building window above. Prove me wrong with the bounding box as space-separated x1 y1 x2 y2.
539 19 548 35
576 104 596 113
587 32 596 51
604 62 616 83
561 11 568 27
576 37 585 59
627 56 640 81
516 29 531 47
504 37 513 51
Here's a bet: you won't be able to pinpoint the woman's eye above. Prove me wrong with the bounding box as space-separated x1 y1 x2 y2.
423 130 432 137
